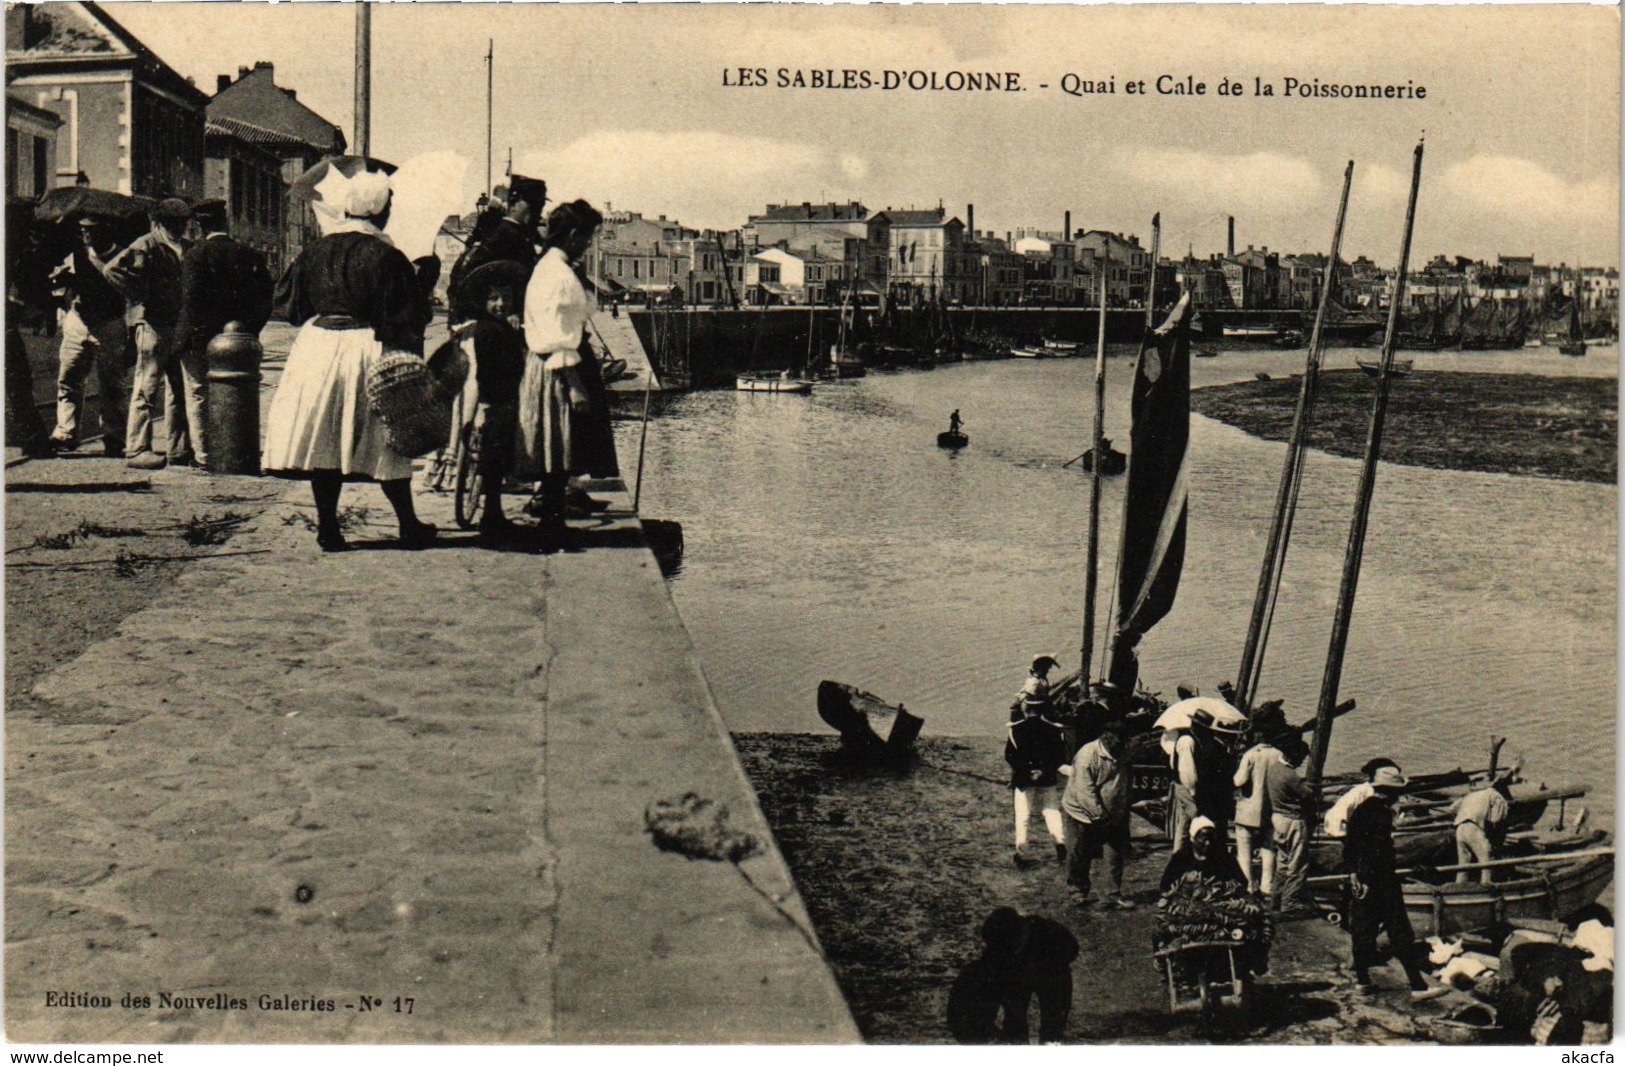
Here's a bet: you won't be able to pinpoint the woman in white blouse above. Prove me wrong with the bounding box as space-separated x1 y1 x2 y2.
515 200 605 548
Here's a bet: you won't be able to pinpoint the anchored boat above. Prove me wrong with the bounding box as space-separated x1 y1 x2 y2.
735 372 813 394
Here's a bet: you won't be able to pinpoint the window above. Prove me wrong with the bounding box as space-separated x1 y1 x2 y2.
5 128 18 196
32 135 47 197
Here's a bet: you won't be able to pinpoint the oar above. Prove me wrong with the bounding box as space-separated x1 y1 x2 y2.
1308 845 1613 886
1061 450 1090 469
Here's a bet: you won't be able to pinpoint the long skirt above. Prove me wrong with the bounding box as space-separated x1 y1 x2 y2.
512 353 573 480
263 323 412 481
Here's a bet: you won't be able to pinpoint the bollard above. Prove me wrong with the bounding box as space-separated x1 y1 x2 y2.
205 322 263 475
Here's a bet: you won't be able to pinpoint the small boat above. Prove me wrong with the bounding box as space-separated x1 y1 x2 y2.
1009 346 1046 359
1400 834 1613 938
816 680 924 762
937 430 969 450
1356 357 1413 377
736 372 813 394
1223 325 1281 340
1042 338 1081 355
1077 440 1127 475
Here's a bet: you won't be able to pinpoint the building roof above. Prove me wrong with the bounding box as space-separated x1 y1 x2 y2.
873 209 949 228
6 2 208 107
205 115 310 149
754 201 868 223
210 62 345 156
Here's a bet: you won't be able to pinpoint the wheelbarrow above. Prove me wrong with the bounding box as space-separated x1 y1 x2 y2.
1155 939 1254 1023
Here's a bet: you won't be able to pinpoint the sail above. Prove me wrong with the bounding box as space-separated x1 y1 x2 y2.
1106 291 1195 693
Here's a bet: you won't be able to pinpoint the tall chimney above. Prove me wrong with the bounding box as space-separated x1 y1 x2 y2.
217 74 231 92
1227 216 1235 258
967 204 975 241
1064 211 1071 242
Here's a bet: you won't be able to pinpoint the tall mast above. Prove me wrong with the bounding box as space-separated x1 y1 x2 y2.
353 4 372 158
1306 140 1425 797
1235 161 1355 711
1080 253 1110 682
485 39 494 195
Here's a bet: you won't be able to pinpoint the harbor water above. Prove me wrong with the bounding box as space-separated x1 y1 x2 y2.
619 344 1618 828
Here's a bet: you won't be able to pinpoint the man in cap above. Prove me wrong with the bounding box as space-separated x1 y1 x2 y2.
1452 776 1511 883
1060 719 1134 908
1323 757 1402 839
450 175 548 319
1343 764 1437 998
1005 686 1068 868
1232 728 1285 896
170 200 275 470
109 197 194 469
1262 732 1314 916
47 215 131 455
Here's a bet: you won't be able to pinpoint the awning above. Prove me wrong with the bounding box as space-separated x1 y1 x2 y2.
587 274 627 295
759 282 792 295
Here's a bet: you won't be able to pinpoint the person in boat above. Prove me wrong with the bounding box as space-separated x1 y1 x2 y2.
1005 698 1068 868
455 261 531 547
1060 719 1134 909
945 907 1079 1045
263 169 436 552
1322 757 1402 839
948 408 963 435
1453 776 1512 883
1343 765 1438 998
516 199 608 551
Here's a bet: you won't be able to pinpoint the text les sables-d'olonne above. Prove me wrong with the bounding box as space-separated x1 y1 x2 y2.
723 68 1428 101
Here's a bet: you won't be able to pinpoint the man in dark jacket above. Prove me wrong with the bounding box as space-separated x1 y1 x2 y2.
449 174 547 320
48 216 131 455
1343 765 1436 998
1005 695 1068 868
110 198 192 469
169 199 274 470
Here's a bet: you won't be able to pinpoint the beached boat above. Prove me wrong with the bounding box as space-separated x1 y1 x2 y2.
937 430 968 450
1042 338 1082 355
736 372 813 394
1223 326 1281 340
816 680 924 761
1077 440 1127 474
1009 346 1046 359
1356 357 1413 377
1399 837 1613 937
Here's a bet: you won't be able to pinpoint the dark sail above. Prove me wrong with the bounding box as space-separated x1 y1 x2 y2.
1106 291 1194 693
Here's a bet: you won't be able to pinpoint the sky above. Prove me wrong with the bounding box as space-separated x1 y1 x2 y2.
111 3 1621 267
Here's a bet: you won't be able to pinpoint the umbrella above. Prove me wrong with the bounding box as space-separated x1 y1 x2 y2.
382 150 470 262
289 155 397 237
34 186 155 224
1153 696 1246 733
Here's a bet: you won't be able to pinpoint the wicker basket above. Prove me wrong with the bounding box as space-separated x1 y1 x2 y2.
366 350 452 458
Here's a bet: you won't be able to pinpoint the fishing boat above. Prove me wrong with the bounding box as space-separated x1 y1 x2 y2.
1356 357 1413 377
1009 345 1046 359
1043 338 1082 355
1398 836 1613 938
1077 440 1127 474
937 430 969 450
816 680 924 761
1559 281 1587 356
735 371 813 394
1223 325 1282 340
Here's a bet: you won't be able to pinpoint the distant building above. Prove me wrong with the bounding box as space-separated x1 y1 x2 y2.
745 201 869 249
5 91 60 198
870 207 971 303
201 121 285 274
6 1 207 197
209 60 348 267
594 208 690 303
1013 233 1075 304
1074 230 1150 306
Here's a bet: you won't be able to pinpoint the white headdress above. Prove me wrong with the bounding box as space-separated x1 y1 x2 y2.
344 170 392 219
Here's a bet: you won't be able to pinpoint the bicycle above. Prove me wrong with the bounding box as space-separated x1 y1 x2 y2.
453 419 486 529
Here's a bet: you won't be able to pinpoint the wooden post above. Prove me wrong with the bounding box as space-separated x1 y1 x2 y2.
1306 140 1425 804
1235 162 1355 712
1080 254 1109 682
353 3 371 158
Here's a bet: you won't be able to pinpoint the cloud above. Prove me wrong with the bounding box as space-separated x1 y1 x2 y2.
519 130 871 229
1109 148 1323 213
1438 155 1617 222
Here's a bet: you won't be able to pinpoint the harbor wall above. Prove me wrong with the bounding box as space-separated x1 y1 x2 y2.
628 307 1304 387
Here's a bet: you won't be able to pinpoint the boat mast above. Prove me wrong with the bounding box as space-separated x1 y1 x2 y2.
1306 139 1425 800
485 39 494 195
1235 162 1355 712
1080 251 1110 683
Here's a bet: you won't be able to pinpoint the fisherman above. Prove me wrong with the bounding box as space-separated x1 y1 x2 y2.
47 216 131 456
1344 765 1439 999
1185 709 1240 842
1453 777 1512 883
1004 693 1068 868
1060 719 1134 909
1232 730 1283 896
948 408 963 435
111 198 193 470
1013 654 1060 724
1263 733 1314 916
1323 757 1402 838
946 907 1079 1045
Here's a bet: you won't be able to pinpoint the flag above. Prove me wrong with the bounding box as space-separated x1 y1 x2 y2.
1107 290 1194 693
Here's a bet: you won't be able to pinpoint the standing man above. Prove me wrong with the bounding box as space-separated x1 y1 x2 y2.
48 216 131 455
1014 654 1060 723
1344 764 1437 998
946 907 1079 1045
1060 720 1134 909
1453 777 1511 883
110 198 192 469
1264 733 1313 916
1005 696 1068 868
449 174 547 318
1189 710 1239 836
1232 732 1284 896
170 199 274 472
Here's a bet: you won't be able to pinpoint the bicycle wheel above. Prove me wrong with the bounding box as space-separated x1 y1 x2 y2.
454 421 486 529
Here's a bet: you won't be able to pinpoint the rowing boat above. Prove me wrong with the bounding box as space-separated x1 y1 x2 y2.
1400 836 1613 937
816 680 924 761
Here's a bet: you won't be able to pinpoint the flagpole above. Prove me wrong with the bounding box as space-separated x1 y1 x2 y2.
1080 252 1109 684
353 3 371 158
1235 161 1355 713
1306 139 1425 802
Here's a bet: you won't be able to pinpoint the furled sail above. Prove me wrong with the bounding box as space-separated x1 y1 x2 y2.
1106 291 1195 693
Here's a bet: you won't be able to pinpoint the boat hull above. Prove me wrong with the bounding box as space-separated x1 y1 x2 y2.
937 431 969 450
1402 845 1613 938
736 374 813 394
816 680 924 761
